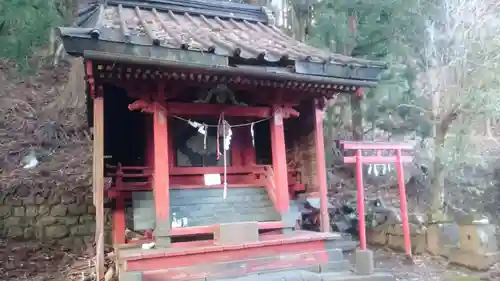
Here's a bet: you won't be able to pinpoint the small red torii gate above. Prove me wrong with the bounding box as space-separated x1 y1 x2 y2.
340 141 413 258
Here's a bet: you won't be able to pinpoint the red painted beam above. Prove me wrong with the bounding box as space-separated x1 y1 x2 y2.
152 101 171 243
166 103 299 118
270 108 289 213
341 141 414 150
170 166 267 176
124 234 329 272
169 221 284 237
343 156 413 164
112 196 126 245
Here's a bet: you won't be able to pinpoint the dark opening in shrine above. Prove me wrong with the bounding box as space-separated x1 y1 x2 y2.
103 84 147 167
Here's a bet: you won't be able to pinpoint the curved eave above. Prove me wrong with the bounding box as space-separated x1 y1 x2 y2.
59 34 383 88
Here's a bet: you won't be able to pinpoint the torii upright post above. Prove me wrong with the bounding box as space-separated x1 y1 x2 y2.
341 141 414 258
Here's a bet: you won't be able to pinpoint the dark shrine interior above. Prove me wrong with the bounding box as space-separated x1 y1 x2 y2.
100 83 280 238
101 83 274 171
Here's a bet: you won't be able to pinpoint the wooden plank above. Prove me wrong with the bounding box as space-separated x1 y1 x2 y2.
170 165 266 175
170 221 284 236
343 156 413 164
166 103 299 119
93 95 105 279
270 107 289 213
340 141 414 150
313 100 330 233
152 102 171 242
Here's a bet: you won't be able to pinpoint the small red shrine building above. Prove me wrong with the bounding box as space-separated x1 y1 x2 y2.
58 0 386 280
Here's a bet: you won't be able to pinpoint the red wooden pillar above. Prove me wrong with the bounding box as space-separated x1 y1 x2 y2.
112 195 126 244
153 102 171 246
313 99 331 232
270 107 289 213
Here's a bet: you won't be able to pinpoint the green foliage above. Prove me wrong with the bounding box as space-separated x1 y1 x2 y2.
0 0 72 66
308 0 438 140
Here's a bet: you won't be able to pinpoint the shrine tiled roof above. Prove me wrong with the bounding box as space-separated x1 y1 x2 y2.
58 0 386 84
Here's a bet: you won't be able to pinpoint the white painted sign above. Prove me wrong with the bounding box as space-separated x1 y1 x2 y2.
171 213 189 228
367 164 392 176
204 173 221 186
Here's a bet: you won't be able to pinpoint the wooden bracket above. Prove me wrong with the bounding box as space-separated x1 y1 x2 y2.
85 60 96 99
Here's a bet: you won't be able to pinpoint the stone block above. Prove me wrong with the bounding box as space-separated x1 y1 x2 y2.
62 216 79 225
50 204 68 217
457 223 497 254
0 206 11 217
67 204 87 215
13 206 25 217
38 205 50 215
45 225 69 239
79 215 95 224
425 223 459 257
4 217 22 227
70 225 92 236
61 192 76 204
366 228 388 246
10 198 23 206
26 206 38 217
214 221 259 245
24 228 34 239
120 271 143 281
448 248 497 271
37 216 57 226
48 194 61 205
387 233 426 254
7 227 24 239
387 223 425 236
35 195 45 205
355 249 374 275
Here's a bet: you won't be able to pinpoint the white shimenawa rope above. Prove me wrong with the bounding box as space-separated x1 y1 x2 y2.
222 118 228 199
171 110 278 200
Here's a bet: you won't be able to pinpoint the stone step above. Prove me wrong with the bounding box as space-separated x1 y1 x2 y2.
320 272 394 281
209 270 395 281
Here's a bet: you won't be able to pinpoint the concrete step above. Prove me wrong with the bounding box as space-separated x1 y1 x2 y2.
211 270 395 281
321 272 394 281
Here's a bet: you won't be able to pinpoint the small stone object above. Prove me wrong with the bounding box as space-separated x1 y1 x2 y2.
355 249 374 275
141 242 155 250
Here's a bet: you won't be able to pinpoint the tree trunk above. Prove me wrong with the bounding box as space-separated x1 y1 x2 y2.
429 127 446 215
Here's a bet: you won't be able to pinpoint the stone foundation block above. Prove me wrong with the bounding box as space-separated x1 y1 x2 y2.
457 223 497 254
387 233 425 254
214 221 259 245
425 223 460 257
120 271 143 281
448 249 497 271
355 249 374 275
366 228 388 246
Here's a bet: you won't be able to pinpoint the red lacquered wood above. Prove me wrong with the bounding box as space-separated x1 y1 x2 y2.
343 156 413 164
170 166 266 176
112 195 126 245
341 141 414 150
165 103 299 119
169 221 284 236
313 100 330 233
125 237 327 272
152 101 171 231
270 108 289 213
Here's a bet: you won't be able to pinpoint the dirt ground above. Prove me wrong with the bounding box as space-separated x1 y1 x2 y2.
0 238 92 281
345 248 499 281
